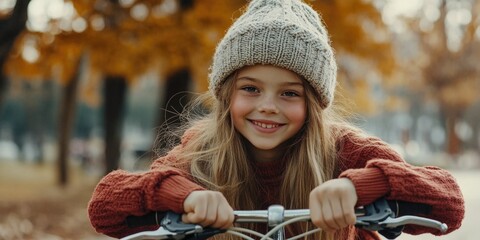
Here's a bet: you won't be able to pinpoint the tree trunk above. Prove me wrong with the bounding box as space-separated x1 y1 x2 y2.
445 112 461 156
57 57 83 186
103 75 127 174
154 68 192 152
0 74 7 105
0 0 31 106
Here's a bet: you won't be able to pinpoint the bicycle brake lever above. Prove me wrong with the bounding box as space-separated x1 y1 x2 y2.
121 212 204 240
380 215 448 233
120 226 179 240
355 197 394 231
355 198 448 239
161 212 227 240
162 212 203 234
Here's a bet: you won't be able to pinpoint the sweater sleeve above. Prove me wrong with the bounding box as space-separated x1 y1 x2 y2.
87 131 205 239
336 128 464 236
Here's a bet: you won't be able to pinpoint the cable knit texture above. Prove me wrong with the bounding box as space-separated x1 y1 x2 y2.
209 0 337 109
88 126 464 239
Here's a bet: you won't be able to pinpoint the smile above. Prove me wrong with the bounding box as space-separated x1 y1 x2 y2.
251 120 281 129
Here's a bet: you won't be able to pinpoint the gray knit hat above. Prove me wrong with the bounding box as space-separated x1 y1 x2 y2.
209 0 337 109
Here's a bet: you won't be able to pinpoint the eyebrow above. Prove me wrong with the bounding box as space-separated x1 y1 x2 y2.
236 76 304 87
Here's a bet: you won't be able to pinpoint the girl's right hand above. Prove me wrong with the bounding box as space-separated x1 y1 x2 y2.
182 190 234 229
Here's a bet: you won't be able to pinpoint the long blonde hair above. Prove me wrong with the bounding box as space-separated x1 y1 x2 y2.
156 73 351 239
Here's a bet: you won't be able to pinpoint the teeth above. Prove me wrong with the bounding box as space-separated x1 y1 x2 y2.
253 121 279 129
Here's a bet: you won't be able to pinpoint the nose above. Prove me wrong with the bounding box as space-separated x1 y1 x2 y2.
257 95 279 114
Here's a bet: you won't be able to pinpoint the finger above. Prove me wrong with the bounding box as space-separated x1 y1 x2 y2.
201 195 217 226
221 203 235 229
341 197 356 226
324 199 341 230
309 191 322 228
211 202 233 229
329 198 346 229
312 204 332 232
181 213 189 223
320 202 336 232
182 212 200 224
309 189 336 232
184 199 208 224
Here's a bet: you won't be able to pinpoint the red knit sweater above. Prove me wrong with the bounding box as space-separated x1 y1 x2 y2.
88 127 464 239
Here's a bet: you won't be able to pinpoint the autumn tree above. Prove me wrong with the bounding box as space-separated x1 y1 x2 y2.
4 0 398 184
311 1 396 114
5 0 246 184
395 0 480 155
423 0 480 155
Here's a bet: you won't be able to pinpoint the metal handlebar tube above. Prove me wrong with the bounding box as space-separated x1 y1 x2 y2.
234 209 311 223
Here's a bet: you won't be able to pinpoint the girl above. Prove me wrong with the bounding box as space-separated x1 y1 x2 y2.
88 0 464 239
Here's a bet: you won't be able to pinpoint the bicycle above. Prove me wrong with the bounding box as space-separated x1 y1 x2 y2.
121 197 448 240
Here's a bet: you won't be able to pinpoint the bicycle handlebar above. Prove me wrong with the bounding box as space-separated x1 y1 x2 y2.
125 199 431 226
122 198 446 240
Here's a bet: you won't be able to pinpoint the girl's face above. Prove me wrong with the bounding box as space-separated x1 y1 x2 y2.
230 65 307 162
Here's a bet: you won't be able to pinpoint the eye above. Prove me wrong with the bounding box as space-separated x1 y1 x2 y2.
282 91 300 97
241 86 259 93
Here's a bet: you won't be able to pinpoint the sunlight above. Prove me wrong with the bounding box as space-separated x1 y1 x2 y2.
381 0 474 52
455 121 473 142
46 0 63 19
152 0 177 18
445 5 472 51
130 3 148 21
0 0 16 15
447 8 472 25
90 14 105 31
383 0 423 20
21 38 39 63
119 0 135 8
27 0 77 32
424 5 440 22
72 17 87 33
381 0 423 33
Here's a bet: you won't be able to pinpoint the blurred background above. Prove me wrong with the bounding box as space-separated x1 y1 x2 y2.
0 0 479 239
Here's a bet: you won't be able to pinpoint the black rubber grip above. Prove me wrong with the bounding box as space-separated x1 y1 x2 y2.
388 200 432 217
126 211 165 228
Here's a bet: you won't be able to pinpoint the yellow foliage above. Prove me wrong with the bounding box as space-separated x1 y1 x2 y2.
351 80 377 115
70 0 95 16
6 0 398 115
384 95 408 112
80 67 102 107
439 77 479 109
5 32 49 80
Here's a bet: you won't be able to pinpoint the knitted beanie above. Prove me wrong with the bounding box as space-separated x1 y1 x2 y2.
209 0 337 109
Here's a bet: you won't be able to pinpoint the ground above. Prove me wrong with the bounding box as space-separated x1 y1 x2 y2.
0 161 478 240
0 161 110 240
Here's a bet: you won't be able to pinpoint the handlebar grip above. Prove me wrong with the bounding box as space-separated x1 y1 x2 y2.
126 211 166 228
387 200 432 217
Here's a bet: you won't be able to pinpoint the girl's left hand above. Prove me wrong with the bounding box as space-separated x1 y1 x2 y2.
309 178 358 232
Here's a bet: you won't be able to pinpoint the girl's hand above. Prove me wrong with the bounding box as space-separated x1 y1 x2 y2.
182 190 234 229
309 178 358 232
